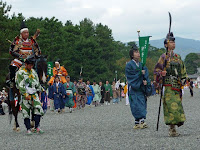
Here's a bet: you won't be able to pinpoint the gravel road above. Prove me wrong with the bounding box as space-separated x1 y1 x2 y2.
0 88 200 150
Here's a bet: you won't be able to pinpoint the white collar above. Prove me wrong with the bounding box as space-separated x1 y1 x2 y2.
132 59 139 67
22 38 29 42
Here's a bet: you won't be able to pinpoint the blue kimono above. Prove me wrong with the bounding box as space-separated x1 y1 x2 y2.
86 85 95 105
41 91 47 113
125 60 151 120
48 85 53 99
52 82 66 110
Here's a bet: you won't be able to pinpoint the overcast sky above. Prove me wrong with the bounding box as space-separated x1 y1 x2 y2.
6 0 200 42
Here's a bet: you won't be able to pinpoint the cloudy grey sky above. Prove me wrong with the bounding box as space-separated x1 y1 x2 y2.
6 0 200 42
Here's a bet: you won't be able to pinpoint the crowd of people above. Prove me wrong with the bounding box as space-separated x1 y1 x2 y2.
47 61 125 114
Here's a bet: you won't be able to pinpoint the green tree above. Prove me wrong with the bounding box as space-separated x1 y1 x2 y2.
0 1 13 88
0 1 171 89
185 53 199 74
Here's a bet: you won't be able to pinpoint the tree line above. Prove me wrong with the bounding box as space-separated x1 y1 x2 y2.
0 1 199 89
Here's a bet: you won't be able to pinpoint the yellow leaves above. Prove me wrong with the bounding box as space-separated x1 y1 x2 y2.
24 93 28 97
28 74 34 79
32 95 36 99
23 68 28 72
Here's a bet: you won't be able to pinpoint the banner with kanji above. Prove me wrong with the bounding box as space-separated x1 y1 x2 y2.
47 62 53 77
139 36 150 67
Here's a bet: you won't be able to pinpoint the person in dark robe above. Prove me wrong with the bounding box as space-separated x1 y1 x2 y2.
188 79 194 97
125 44 151 129
99 81 105 105
52 76 66 113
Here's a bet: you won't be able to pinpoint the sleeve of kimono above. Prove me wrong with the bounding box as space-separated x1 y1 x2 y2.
9 36 21 58
48 86 53 99
63 83 66 90
53 67 57 77
110 85 113 97
72 84 76 94
61 66 68 77
143 66 151 84
90 86 95 98
143 66 152 95
125 62 143 90
84 83 89 94
15 69 26 95
104 84 107 91
61 84 66 95
98 86 101 97
52 84 56 95
154 54 165 83
98 86 101 94
180 57 187 80
124 85 127 94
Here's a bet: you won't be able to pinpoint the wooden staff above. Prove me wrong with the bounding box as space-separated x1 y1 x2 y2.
156 12 172 131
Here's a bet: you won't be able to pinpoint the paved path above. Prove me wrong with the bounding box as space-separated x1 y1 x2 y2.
0 88 200 150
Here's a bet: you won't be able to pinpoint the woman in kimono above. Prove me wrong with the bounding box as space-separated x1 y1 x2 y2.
92 80 101 107
112 81 119 104
76 77 88 109
63 76 76 113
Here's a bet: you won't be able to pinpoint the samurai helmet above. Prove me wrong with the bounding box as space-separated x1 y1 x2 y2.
164 32 175 45
20 20 29 33
164 12 175 45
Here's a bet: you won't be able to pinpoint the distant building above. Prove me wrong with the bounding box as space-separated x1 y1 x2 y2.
188 67 200 88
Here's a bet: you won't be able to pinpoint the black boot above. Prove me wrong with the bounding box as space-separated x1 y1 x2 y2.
0 107 5 115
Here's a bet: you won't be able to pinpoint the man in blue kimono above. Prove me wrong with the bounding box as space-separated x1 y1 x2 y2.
86 80 95 106
52 76 66 113
125 44 151 129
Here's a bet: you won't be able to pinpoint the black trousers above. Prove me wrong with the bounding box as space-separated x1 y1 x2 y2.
100 95 104 104
9 65 18 82
0 104 5 115
104 92 110 103
190 88 193 97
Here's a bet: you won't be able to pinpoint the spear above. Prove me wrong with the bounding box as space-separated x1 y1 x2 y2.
156 12 172 131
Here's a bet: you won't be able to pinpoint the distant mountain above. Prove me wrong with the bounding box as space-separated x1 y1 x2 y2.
149 37 200 60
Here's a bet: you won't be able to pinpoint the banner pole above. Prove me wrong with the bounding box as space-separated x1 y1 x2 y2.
137 30 140 39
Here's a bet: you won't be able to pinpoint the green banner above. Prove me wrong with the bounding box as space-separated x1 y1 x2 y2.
47 62 53 77
139 36 150 67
